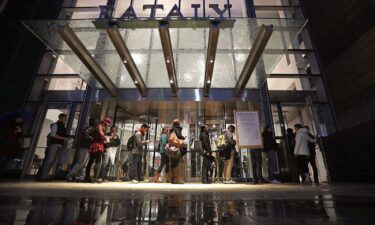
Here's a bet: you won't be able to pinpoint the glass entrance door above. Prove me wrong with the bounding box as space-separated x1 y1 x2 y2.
271 101 329 183
22 103 82 177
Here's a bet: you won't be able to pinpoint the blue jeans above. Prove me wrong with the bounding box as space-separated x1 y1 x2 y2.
67 148 89 180
266 150 279 180
129 154 144 181
100 151 110 179
40 144 63 179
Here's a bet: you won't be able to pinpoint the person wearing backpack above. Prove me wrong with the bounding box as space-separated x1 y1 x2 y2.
66 118 97 182
152 127 170 183
199 125 213 184
129 123 151 183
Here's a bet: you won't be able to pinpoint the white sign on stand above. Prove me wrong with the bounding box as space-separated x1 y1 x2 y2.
234 111 263 148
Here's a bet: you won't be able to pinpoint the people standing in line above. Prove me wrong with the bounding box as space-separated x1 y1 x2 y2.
38 113 68 181
251 148 265 184
66 118 97 182
305 126 319 184
0 114 25 176
262 126 281 184
152 127 170 183
99 126 121 182
223 125 236 184
169 119 187 184
85 118 112 183
129 124 151 183
294 124 316 183
199 125 213 184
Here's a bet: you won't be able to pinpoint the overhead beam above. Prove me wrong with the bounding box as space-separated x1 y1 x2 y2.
106 26 147 97
159 21 178 96
58 26 117 97
204 21 221 97
235 25 273 97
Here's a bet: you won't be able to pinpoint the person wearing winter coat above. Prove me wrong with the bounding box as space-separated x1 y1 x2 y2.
169 119 187 184
199 125 213 184
294 124 316 183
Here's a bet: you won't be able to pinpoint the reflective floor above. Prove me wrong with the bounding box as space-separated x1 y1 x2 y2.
0 182 375 224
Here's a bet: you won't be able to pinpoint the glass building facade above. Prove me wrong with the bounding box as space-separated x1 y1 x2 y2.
14 0 335 183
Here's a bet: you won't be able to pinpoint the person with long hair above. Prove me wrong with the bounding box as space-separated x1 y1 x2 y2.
85 117 112 183
152 127 170 183
223 125 236 184
169 119 187 184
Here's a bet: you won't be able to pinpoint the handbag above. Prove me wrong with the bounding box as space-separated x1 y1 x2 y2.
165 143 180 159
169 131 184 148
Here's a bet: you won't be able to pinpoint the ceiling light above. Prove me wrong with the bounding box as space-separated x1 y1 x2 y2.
210 59 214 63
166 58 171 63
135 80 138 84
170 80 173 84
207 80 211 84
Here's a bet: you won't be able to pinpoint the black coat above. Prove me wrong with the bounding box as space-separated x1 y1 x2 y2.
170 126 185 140
199 132 212 154
262 130 277 152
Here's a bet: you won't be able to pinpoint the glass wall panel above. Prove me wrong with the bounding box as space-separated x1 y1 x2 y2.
177 53 205 88
253 0 300 6
255 8 303 19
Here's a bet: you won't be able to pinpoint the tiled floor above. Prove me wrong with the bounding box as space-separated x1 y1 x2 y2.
0 182 374 224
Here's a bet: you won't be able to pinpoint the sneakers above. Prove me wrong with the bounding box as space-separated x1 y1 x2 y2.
269 179 282 184
131 180 139 184
224 180 236 184
96 178 103 184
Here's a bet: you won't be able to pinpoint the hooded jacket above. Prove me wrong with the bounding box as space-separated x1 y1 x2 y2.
294 127 316 156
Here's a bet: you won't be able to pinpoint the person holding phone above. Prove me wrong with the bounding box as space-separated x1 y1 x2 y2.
129 123 151 183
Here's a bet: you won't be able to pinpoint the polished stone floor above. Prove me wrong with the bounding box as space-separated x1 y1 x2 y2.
0 182 374 224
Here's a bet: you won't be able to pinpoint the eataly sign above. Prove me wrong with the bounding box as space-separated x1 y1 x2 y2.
99 3 234 19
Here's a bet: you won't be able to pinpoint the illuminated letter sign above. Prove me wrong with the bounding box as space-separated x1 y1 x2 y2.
100 0 236 19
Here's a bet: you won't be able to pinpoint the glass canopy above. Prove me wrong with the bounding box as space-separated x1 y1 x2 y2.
23 18 306 90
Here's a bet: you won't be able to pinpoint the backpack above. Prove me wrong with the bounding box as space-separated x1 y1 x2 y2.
126 133 136 151
80 125 95 148
216 134 226 148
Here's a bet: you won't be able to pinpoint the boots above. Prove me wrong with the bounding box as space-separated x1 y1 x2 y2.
152 172 161 183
